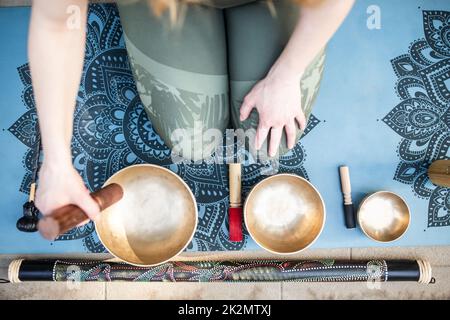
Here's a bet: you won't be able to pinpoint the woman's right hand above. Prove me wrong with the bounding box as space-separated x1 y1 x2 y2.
35 162 100 223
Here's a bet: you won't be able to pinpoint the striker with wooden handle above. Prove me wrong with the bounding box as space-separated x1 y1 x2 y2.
339 166 356 229
428 160 450 187
229 163 243 242
38 183 123 241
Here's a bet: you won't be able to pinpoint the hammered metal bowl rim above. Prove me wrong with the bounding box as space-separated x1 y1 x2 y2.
95 163 198 267
357 190 411 243
243 173 326 255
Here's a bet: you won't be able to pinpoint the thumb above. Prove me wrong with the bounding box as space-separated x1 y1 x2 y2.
73 189 101 222
296 112 307 132
239 95 255 121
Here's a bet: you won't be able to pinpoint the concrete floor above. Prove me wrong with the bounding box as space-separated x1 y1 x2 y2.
1 246 449 299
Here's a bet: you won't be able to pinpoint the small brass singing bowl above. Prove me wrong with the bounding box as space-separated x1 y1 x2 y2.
358 191 410 242
244 174 326 254
95 164 197 266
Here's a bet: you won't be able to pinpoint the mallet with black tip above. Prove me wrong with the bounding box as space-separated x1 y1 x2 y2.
339 166 356 229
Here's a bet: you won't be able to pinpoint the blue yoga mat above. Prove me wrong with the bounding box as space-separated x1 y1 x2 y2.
0 0 449 254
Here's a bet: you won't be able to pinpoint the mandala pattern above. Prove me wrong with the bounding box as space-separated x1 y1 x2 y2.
9 4 319 252
383 10 450 227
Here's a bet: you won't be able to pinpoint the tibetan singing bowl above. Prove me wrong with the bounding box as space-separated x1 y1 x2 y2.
358 191 410 242
244 174 326 254
95 164 197 266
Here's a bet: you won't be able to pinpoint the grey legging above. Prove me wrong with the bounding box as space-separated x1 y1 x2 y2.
117 0 325 161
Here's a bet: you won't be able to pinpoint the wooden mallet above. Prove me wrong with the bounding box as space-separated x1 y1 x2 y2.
339 166 356 229
228 163 243 242
37 183 124 241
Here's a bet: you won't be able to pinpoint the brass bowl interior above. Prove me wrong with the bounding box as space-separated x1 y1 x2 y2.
95 164 197 266
244 174 325 254
358 191 410 242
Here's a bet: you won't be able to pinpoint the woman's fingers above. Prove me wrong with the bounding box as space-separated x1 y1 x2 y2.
285 122 297 149
72 188 100 222
269 127 283 157
239 95 255 121
295 111 307 131
34 194 52 216
255 122 270 150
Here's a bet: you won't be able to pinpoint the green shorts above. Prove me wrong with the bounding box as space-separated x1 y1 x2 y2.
117 0 325 161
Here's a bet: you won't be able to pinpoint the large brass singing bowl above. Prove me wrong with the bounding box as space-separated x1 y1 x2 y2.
244 174 326 254
95 164 197 266
358 191 410 242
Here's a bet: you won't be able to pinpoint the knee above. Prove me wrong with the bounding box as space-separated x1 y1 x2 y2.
169 123 225 162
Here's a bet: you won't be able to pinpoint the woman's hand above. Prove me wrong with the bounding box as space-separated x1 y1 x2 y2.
30 0 93 223
35 161 100 223
239 0 355 158
239 66 305 157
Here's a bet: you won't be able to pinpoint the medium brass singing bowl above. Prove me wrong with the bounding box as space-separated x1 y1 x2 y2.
358 191 410 242
95 164 197 266
244 174 326 254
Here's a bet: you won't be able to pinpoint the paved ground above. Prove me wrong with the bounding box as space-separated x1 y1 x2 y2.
1 246 449 299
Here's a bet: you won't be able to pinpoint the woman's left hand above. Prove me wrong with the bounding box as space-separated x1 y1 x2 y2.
239 68 305 157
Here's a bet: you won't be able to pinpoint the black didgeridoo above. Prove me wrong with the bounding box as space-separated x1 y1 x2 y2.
8 259 433 284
